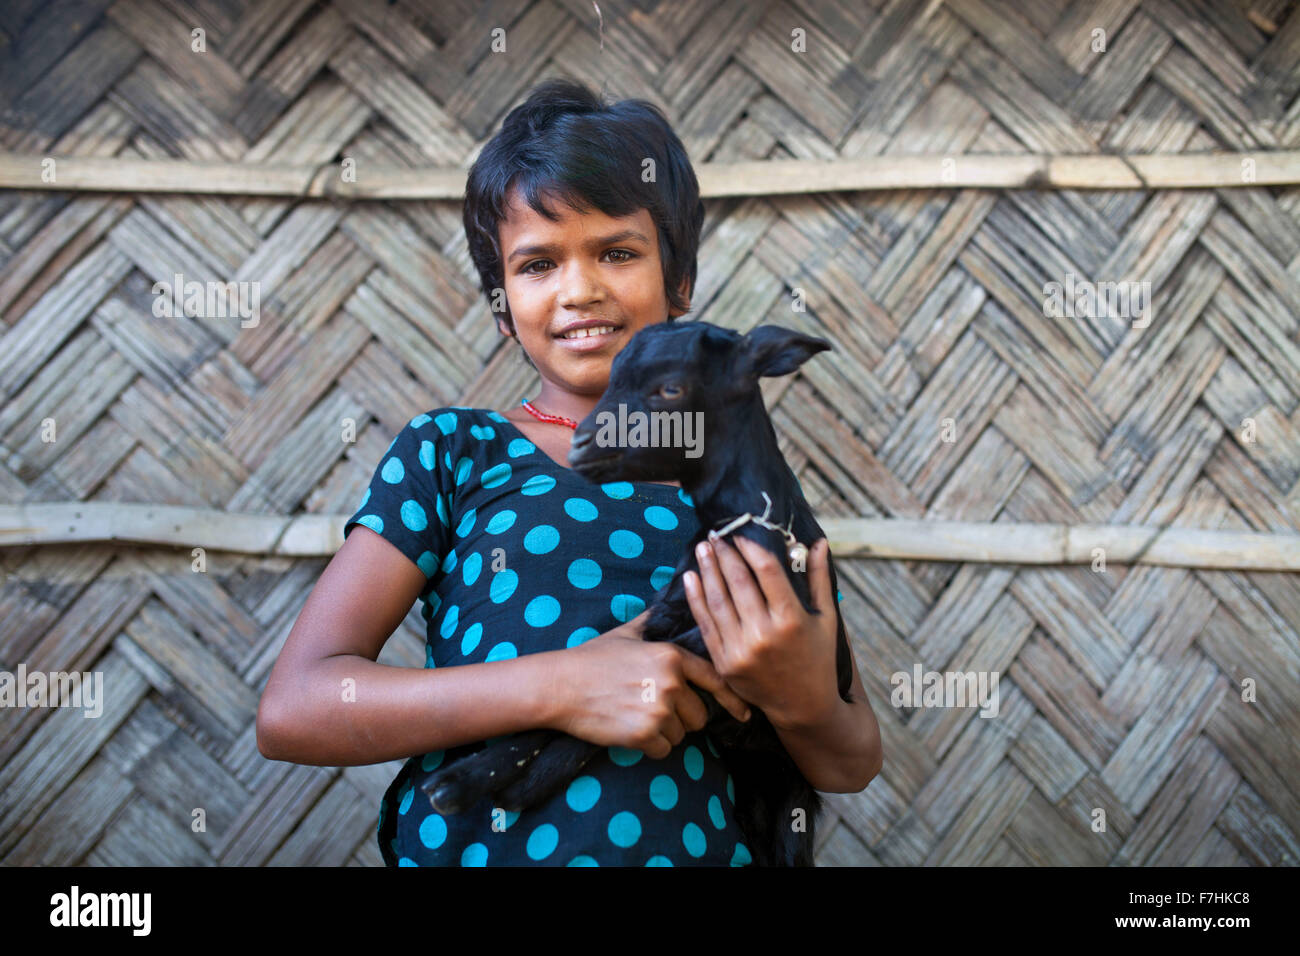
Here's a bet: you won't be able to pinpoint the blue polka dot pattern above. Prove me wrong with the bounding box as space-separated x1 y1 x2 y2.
608 812 641 848
568 559 602 589
400 499 427 532
611 594 646 622
462 552 482 586
708 795 726 830
524 524 559 554
524 594 560 627
650 565 675 591
486 510 516 534
649 775 678 810
481 462 511 489
521 475 555 496
643 505 678 531
485 641 517 661
608 529 643 558
419 814 447 849
460 623 482 655
439 605 459 640
683 745 704 780
565 497 597 521
381 456 404 484
490 569 518 603
566 627 599 648
566 776 601 812
608 746 643 767
349 406 752 866
526 823 559 860
682 822 706 858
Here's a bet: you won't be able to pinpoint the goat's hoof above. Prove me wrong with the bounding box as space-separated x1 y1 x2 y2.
422 779 466 815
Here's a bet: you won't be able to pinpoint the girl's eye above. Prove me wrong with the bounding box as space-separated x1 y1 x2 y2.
658 384 684 400
521 249 636 275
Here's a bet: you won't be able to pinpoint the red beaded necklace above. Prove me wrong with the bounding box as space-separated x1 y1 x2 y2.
520 398 578 429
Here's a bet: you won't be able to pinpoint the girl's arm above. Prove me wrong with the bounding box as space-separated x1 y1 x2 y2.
257 527 752 766
256 528 566 765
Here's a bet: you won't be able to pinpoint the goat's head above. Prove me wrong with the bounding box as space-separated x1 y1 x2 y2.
567 320 831 484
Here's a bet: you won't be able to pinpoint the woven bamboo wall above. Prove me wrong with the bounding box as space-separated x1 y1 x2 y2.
2 0 1299 866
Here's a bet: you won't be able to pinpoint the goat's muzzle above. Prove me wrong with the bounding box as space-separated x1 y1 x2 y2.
567 429 628 480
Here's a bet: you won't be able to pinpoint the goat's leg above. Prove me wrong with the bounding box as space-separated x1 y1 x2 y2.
493 733 603 812
422 728 555 814
727 757 777 866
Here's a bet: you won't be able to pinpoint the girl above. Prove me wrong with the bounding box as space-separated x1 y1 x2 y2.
256 79 881 866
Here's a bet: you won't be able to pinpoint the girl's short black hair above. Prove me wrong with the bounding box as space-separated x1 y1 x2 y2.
463 78 703 337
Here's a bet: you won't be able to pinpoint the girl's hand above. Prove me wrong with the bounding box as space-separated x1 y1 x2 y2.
547 609 752 758
683 534 840 731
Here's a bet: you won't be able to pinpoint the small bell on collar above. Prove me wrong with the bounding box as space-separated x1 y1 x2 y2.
788 540 809 569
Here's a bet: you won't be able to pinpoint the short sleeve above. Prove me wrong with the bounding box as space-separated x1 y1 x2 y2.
343 414 450 582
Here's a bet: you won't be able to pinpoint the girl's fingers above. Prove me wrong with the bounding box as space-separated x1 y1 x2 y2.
809 538 834 613
707 533 767 615
672 678 711 733
672 645 751 723
694 538 742 637
658 707 687 750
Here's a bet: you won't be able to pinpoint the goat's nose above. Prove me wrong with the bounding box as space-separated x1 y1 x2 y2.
571 430 592 453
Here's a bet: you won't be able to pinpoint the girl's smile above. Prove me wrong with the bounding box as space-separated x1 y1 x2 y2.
553 324 623 351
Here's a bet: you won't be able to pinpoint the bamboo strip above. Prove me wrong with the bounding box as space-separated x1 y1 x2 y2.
2 504 1298 570
818 519 1300 571
1 151 1297 198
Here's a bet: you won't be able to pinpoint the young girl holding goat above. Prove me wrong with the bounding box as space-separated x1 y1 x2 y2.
257 78 881 866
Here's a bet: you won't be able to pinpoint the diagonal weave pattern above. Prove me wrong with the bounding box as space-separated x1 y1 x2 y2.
2 0 1299 866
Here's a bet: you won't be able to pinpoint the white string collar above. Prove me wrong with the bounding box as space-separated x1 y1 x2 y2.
709 491 809 567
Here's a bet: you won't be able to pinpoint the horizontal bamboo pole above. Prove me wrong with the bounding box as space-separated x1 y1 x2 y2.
1 151 1297 198
2 503 1297 571
818 519 1300 571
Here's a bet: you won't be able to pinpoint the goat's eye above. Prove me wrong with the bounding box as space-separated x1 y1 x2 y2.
658 384 684 400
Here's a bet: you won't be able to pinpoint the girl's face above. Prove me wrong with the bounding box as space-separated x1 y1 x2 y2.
497 185 690 397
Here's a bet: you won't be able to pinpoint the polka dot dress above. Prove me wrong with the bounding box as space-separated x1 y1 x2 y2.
344 406 754 866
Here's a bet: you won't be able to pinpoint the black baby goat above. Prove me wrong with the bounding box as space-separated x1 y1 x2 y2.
423 320 858 866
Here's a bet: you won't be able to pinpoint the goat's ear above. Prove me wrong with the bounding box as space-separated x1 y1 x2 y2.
701 324 736 352
743 325 832 378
